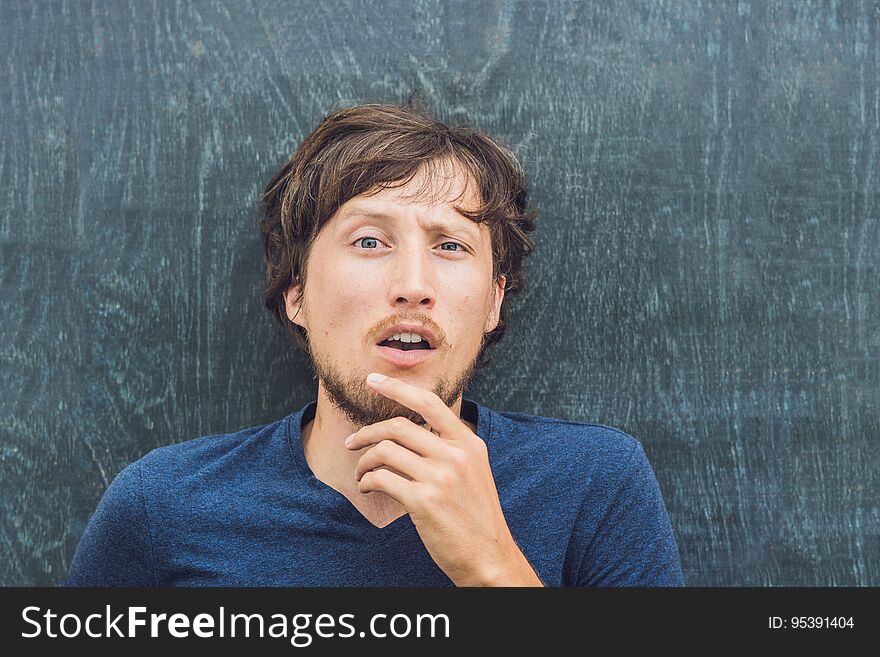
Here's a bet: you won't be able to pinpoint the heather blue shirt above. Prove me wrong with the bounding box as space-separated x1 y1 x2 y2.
65 399 684 587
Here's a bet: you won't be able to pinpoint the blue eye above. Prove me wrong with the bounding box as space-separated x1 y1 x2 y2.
440 242 463 251
355 237 380 249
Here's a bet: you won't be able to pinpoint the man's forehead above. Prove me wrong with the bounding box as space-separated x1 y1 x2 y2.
330 158 491 240
337 200 485 240
339 197 473 221
338 166 485 217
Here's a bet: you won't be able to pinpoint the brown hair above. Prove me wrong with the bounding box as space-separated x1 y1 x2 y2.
259 98 537 369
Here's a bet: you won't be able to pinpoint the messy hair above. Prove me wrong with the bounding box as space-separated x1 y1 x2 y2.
259 98 537 370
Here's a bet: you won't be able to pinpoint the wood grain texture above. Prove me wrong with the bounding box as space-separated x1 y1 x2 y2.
1 0 877 585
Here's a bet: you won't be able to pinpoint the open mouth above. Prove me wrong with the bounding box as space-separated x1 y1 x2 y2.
376 338 434 351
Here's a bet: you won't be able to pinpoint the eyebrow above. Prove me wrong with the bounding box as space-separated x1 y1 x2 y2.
339 208 482 242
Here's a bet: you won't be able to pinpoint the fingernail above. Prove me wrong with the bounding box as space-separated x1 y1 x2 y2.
345 433 355 446
367 372 387 384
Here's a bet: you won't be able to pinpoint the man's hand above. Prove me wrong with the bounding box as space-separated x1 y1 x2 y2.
344 372 544 587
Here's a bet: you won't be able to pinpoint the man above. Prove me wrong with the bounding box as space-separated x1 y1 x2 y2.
66 101 684 586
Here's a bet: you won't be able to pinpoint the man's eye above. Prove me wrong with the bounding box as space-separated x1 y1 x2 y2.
440 242 464 252
354 237 382 249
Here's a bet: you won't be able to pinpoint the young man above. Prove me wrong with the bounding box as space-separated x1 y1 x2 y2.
66 101 685 587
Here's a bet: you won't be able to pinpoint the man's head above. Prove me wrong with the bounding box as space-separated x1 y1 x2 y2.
259 100 536 426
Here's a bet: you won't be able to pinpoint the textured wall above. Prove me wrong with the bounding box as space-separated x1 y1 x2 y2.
1 0 877 586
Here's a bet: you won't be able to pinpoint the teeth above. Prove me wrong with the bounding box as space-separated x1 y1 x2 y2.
386 332 425 344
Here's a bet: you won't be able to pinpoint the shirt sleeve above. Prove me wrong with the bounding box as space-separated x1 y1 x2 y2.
575 441 685 587
63 460 159 586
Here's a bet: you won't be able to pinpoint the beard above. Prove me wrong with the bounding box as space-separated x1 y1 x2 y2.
304 333 485 430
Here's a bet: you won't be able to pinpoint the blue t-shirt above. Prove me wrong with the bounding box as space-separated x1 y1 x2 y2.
65 399 685 586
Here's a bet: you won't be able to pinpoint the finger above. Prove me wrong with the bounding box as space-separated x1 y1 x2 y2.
357 467 417 506
365 373 464 437
355 440 428 483
368 464 411 481
347 416 445 458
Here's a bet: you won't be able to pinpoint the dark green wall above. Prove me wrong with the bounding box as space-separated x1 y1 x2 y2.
2 0 877 586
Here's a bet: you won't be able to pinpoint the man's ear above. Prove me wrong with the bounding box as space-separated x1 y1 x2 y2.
485 274 506 333
283 284 308 330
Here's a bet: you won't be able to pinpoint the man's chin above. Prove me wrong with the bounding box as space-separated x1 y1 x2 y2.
320 367 434 428
314 362 472 429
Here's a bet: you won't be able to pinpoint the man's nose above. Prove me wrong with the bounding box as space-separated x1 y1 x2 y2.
388 245 436 309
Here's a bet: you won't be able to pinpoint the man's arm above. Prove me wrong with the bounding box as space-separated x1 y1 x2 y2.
64 460 159 586
574 441 685 587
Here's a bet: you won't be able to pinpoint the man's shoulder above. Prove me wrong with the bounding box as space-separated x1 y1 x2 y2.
482 403 642 464
131 416 288 486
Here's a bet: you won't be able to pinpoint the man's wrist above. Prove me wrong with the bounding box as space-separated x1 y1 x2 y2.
476 539 545 587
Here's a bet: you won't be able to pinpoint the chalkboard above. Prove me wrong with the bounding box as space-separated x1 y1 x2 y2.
1 0 877 586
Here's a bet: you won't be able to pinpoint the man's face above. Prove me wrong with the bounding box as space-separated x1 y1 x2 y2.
283 158 505 428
